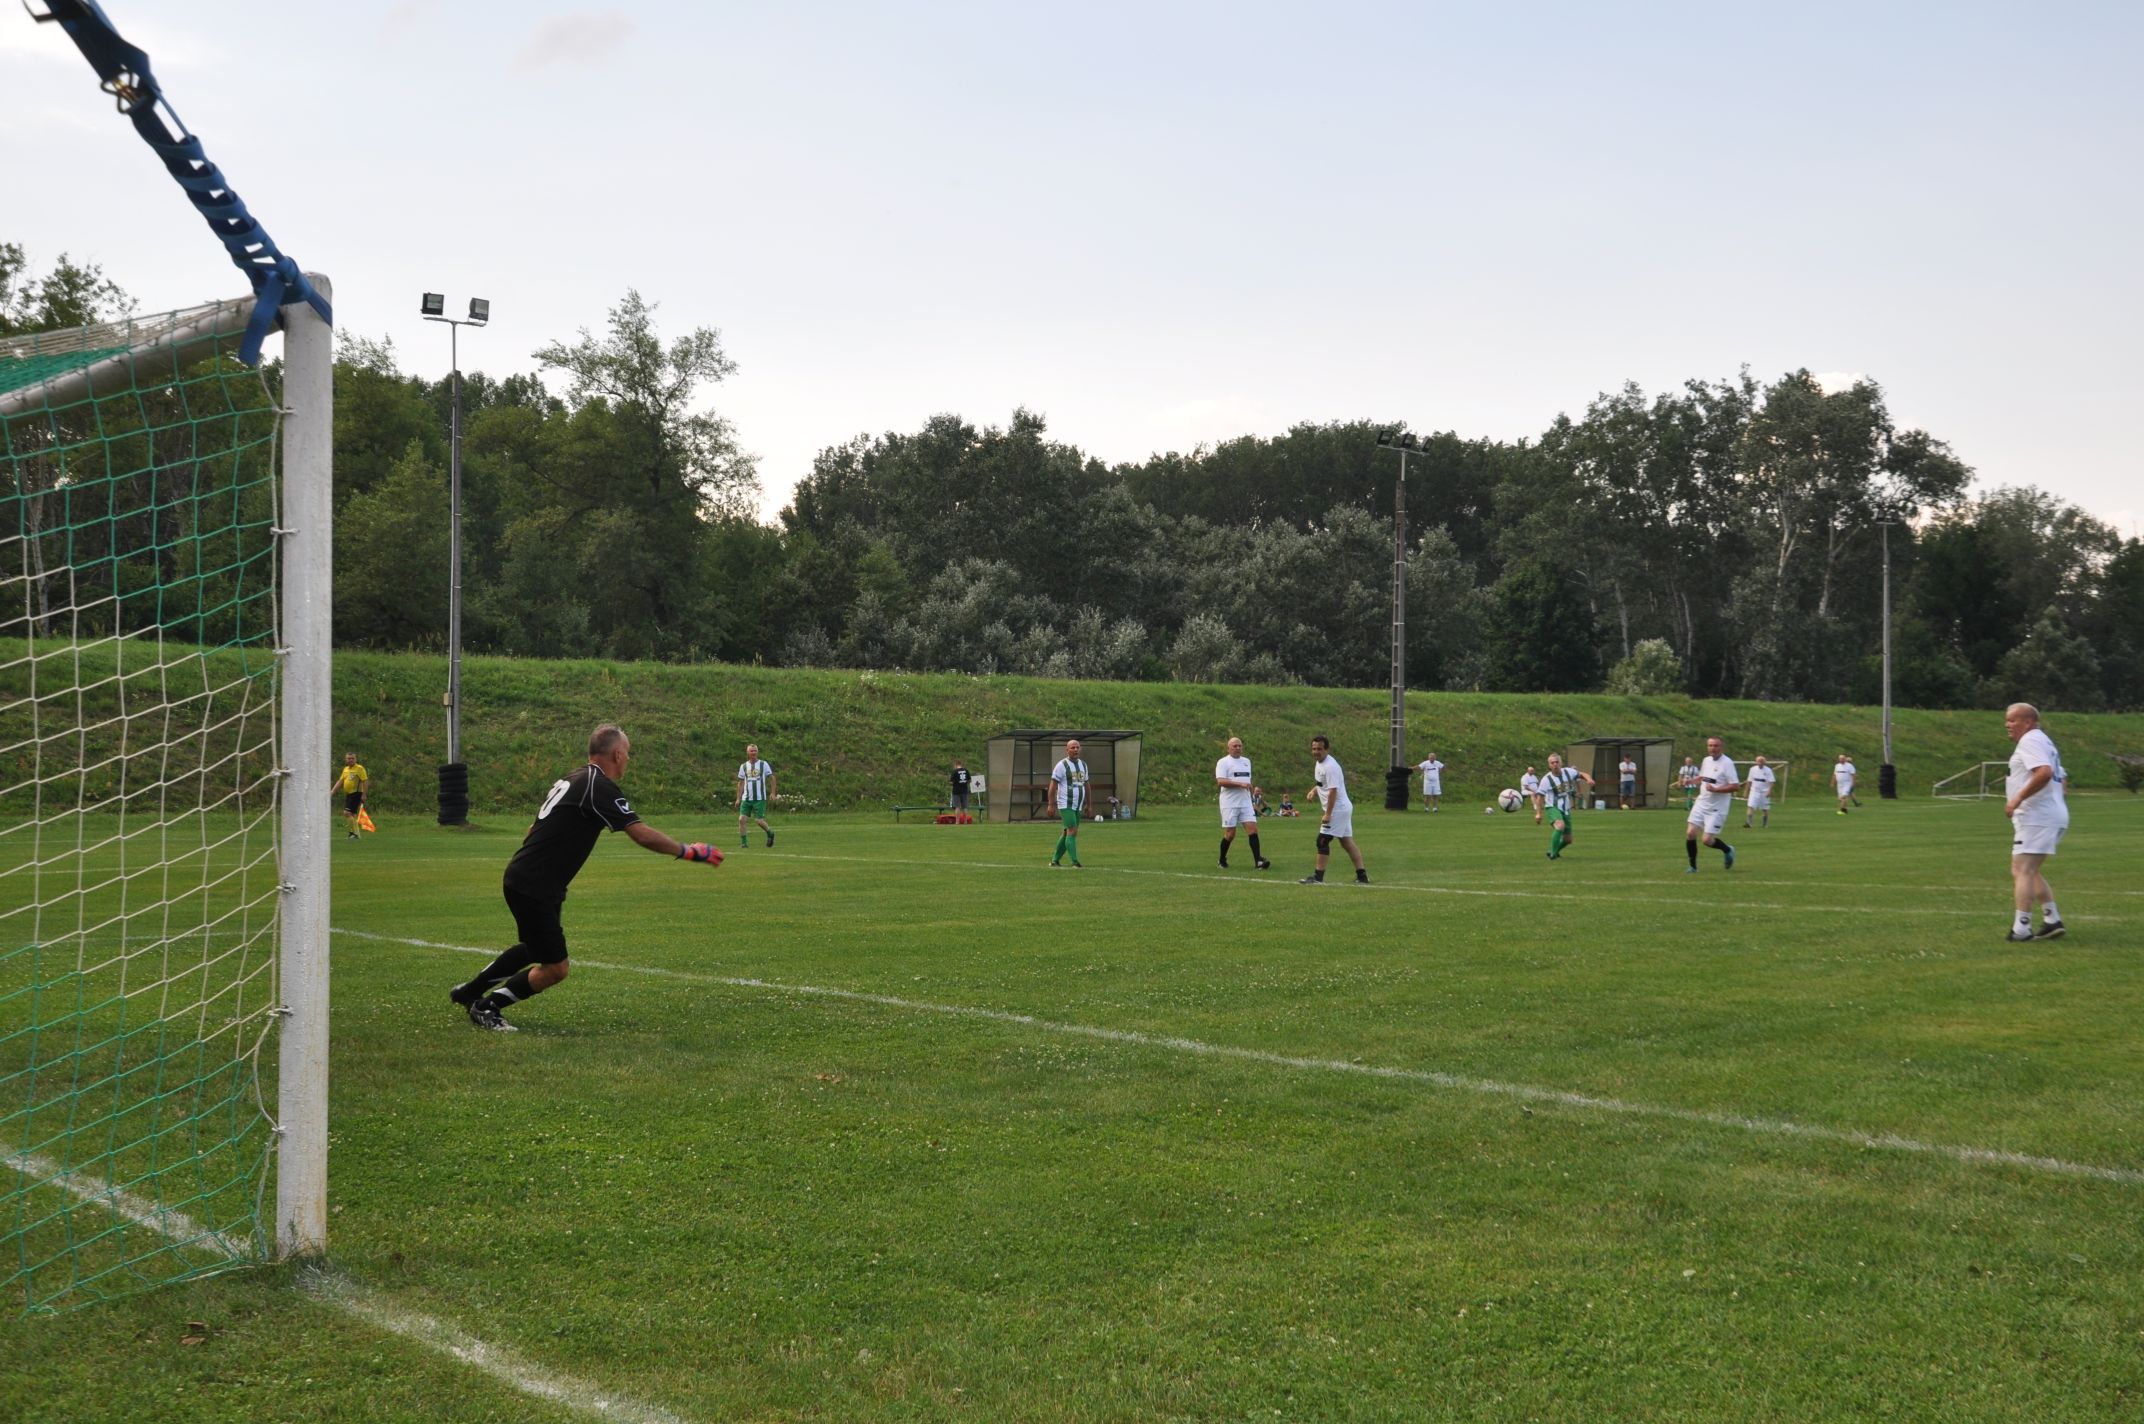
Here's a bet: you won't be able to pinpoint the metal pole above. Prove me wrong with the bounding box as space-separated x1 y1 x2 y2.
276 276 334 1259
447 324 463 767
1880 521 1893 767
1390 448 1407 772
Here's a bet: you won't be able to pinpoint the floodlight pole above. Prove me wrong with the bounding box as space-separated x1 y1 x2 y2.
1879 520 1896 793
421 298 487 824
1390 449 1407 772
1374 430 1415 806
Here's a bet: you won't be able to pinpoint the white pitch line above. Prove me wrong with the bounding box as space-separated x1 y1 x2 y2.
345 929 2144 1188
766 851 2117 921
4 1147 689 1424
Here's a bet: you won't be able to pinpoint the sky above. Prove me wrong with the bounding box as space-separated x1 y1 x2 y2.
6 1 2140 534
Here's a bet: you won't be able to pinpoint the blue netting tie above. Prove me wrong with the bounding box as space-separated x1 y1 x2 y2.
35 0 333 366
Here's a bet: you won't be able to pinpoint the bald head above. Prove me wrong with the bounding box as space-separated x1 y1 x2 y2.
2003 703 2042 742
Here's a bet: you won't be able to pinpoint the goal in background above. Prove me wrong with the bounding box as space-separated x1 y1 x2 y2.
1 290 331 1312
1932 762 2008 800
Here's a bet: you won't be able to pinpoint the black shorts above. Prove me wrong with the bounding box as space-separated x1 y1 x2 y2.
503 885 569 965
344 793 364 814
951 789 970 809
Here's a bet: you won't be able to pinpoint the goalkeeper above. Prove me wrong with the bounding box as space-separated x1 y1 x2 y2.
451 723 723 1031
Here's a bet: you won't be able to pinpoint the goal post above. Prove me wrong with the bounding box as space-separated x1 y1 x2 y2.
1932 762 2006 800
1 285 332 1310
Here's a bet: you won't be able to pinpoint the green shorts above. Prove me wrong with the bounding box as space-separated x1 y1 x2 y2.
740 798 767 818
1060 807 1082 830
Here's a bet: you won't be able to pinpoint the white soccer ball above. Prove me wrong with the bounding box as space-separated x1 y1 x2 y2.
1484 805 1495 815
1094 814 1105 822
1497 788 1523 813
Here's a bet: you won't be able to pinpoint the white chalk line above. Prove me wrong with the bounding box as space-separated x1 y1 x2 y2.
4 1146 688 1424
763 851 2118 922
344 929 2143 1188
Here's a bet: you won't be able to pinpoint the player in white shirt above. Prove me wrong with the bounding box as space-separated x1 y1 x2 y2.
1215 737 1271 870
1300 735 1368 884
2002 703 2070 941
1833 754 1859 814
1417 753 1446 812
1519 767 1543 825
1541 753 1595 860
1742 755 1777 828
1684 736 1739 872
1617 756 1638 810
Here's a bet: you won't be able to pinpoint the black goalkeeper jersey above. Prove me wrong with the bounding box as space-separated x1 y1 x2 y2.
503 763 642 902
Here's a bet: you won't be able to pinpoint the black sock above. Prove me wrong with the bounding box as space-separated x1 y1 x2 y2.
1717 840 1733 858
1247 833 1262 860
458 943 539 1000
1686 840 1698 868
1356 868 1369 882
483 966 545 1009
1219 837 1230 864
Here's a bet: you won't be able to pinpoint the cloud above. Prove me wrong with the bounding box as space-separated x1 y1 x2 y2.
512 10 633 72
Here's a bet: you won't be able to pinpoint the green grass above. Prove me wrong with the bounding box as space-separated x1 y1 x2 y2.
6 794 2142 1420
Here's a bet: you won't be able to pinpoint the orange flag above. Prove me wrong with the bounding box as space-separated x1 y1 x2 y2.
356 807 378 834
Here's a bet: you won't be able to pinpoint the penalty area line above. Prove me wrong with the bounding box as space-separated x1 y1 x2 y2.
341 928 2143 1189
2 1147 690 1424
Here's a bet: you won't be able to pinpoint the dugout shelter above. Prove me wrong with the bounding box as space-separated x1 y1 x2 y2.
986 730 1143 823
1564 737 1674 808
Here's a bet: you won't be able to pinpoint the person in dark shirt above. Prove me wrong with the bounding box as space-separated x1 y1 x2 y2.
450 723 723 1031
950 759 972 816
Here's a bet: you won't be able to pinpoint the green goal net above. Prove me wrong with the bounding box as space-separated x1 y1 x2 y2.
2 298 295 1312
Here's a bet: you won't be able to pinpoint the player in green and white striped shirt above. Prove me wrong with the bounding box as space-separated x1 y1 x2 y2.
735 744 776 848
1050 739 1089 868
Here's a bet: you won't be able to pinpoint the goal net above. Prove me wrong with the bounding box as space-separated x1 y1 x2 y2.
1932 761 2007 800
1 292 331 1312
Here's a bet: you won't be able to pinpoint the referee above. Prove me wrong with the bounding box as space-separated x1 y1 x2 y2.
451 723 723 1032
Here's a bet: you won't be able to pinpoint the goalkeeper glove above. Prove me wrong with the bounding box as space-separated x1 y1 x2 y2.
678 842 723 866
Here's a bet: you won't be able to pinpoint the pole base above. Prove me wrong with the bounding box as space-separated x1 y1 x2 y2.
438 761 470 825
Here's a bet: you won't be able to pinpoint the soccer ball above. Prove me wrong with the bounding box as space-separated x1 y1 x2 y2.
1497 788 1523 813
1484 805 1495 815
1094 814 1105 823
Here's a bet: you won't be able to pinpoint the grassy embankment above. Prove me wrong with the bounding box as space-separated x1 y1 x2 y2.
11 641 2143 817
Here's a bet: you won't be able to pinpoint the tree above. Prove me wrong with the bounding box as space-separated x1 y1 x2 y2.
0 244 134 335
1991 608 2105 712
1484 559 1601 692
1606 638 1683 696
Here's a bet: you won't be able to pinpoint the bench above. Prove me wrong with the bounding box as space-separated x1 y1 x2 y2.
892 804 947 822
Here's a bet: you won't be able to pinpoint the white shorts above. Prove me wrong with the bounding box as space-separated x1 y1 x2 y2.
2011 820 2067 857
1320 806 1355 839
1423 778 1441 796
1220 803 1258 829
1747 790 1771 810
1687 803 1728 837
1835 780 1854 797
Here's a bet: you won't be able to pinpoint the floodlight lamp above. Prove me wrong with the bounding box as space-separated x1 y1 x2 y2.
1402 433 1419 451
420 293 445 317
467 298 490 324
1376 430 1393 447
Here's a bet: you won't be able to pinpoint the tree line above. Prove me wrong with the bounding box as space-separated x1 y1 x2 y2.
8 245 2140 711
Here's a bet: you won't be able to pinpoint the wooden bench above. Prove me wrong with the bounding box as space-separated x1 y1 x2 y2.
892 804 946 822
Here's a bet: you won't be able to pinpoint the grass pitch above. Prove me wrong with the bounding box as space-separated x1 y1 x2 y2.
8 794 2143 1421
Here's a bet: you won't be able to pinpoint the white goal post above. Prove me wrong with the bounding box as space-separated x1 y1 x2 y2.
1932 761 2007 800
1 282 332 1311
